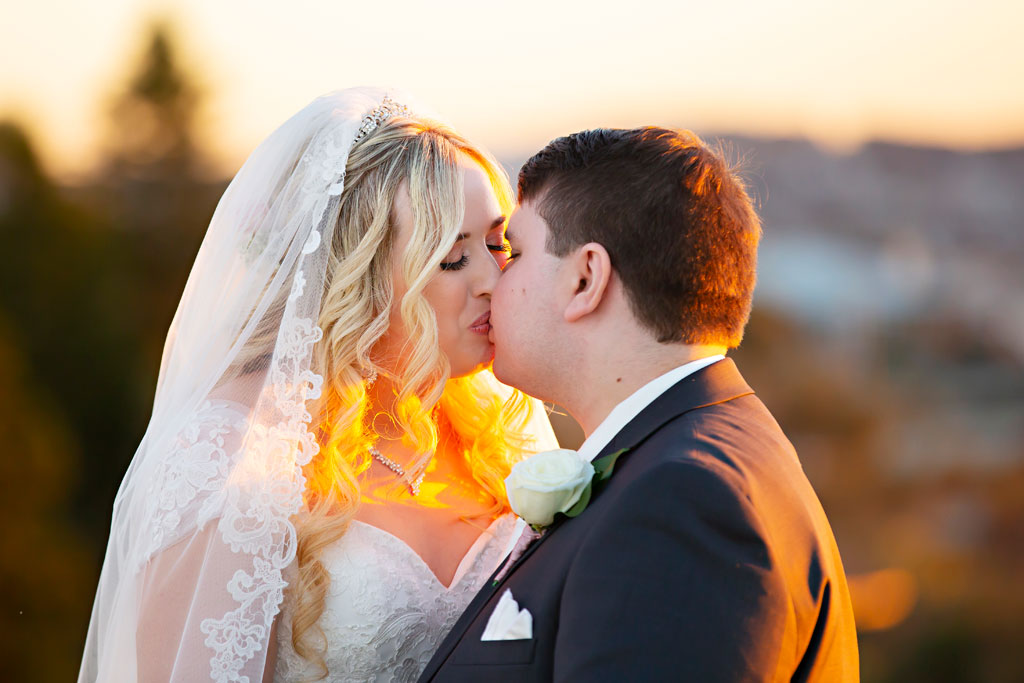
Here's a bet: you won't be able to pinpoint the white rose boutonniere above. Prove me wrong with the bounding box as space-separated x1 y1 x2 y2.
504 447 630 530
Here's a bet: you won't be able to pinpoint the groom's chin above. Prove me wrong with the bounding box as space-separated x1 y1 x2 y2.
492 351 538 400
490 348 517 389
490 350 509 384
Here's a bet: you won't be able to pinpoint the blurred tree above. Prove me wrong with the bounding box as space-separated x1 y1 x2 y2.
0 315 93 683
104 20 202 181
97 21 223 378
0 21 222 677
0 122 128 680
0 122 142 542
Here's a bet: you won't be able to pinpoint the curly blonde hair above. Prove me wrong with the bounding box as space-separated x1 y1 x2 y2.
288 115 533 679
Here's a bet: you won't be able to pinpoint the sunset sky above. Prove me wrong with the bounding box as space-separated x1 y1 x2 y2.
2 0 1022 179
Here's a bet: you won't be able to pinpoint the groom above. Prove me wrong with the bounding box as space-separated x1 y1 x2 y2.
418 128 859 681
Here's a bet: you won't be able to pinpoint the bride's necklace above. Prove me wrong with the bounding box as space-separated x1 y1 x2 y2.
368 445 425 497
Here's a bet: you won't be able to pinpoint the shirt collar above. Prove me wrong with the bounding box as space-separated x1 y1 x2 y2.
576 355 725 463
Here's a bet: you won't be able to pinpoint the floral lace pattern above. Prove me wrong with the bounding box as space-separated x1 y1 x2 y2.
140 400 251 567
273 515 518 683
197 294 324 682
181 92 399 682
137 270 325 683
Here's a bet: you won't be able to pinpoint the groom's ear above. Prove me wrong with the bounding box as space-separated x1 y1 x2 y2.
563 242 613 323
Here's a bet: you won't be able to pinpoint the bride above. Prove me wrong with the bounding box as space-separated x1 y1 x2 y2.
78 87 556 682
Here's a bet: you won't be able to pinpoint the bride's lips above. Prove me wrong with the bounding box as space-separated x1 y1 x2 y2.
469 311 491 335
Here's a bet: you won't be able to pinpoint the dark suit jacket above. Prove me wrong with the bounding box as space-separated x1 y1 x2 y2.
418 358 859 682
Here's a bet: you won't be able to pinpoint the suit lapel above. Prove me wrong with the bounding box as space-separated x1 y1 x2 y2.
419 358 754 681
484 359 753 590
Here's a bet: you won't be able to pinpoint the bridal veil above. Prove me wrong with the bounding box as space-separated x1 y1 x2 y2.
77 87 544 682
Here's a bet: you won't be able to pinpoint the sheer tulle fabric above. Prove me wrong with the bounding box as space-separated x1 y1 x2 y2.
76 87 493 682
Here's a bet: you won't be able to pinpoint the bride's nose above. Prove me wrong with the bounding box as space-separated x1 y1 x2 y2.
471 248 502 298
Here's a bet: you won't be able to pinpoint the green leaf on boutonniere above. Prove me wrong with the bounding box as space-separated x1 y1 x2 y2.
563 448 629 519
593 447 628 481
563 481 592 519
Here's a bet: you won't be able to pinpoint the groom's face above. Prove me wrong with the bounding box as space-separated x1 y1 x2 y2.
489 200 566 400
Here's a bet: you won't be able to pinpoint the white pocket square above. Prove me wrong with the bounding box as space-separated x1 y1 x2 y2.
481 588 533 641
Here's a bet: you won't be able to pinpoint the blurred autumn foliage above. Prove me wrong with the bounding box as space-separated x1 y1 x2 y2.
0 24 219 682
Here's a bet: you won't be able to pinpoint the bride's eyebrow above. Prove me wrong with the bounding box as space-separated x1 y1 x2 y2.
458 217 507 242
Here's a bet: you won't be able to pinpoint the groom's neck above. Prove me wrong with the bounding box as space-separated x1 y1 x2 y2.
564 339 727 438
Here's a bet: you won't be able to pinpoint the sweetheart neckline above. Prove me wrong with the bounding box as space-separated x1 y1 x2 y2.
348 515 513 590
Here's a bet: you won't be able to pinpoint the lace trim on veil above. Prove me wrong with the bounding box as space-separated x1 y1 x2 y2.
198 311 323 681
125 91 409 682
139 228 328 681
189 109 354 681
140 305 324 681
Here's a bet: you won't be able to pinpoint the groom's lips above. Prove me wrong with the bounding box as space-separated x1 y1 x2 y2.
469 311 491 335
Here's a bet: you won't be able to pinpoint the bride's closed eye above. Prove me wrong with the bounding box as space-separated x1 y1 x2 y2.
440 236 468 271
438 254 466 270
440 253 468 271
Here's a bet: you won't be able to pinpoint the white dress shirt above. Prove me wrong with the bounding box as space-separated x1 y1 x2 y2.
502 354 725 557
577 354 725 463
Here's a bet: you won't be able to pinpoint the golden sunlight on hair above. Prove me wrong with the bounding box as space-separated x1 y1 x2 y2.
287 114 530 680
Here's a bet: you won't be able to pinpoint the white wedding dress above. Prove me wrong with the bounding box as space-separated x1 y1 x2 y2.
273 514 520 682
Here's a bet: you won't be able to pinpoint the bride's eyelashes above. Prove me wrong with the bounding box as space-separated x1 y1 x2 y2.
440 253 468 271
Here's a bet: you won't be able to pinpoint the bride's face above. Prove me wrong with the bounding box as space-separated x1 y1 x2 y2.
380 158 510 379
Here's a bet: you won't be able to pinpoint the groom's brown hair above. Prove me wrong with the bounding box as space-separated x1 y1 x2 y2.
517 127 761 346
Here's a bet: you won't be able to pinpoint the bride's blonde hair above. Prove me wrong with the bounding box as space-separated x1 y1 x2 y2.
289 115 533 678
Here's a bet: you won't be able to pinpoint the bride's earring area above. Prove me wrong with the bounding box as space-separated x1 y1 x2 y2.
363 365 378 387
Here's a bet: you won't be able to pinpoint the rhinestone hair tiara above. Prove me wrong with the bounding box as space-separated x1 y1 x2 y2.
353 94 412 144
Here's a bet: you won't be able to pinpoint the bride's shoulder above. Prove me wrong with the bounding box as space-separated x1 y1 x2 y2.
201 396 253 420
206 371 266 413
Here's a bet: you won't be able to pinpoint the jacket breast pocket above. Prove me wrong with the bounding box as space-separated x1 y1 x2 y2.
448 637 537 667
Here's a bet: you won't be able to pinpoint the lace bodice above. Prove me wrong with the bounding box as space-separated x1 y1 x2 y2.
273 514 519 682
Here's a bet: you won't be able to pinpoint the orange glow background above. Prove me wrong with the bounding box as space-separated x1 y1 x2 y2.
3 0 1022 181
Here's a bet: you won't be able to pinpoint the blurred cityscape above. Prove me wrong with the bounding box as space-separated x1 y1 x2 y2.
1 23 1022 683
